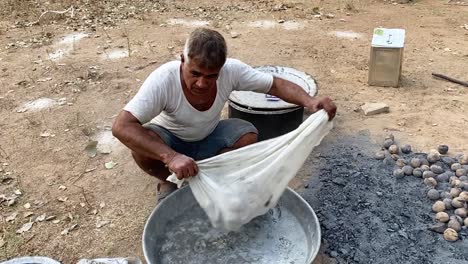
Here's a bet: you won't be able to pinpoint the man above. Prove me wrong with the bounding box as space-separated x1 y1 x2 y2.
112 28 336 200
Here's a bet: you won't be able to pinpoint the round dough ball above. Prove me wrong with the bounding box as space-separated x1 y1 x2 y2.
389 145 399 154
420 164 430 172
432 201 446 212
402 165 413 176
454 208 467 218
440 192 452 199
424 178 437 188
459 191 468 201
436 173 450 183
443 228 458 242
443 198 453 210
464 218 468 227
451 163 462 171
375 151 385 160
401 144 412 154
427 151 440 163
437 144 449 155
383 139 394 149
450 215 463 224
410 158 421 168
435 212 449 223
391 154 400 161
456 169 467 177
450 188 462 198
448 219 461 232
420 158 430 166
427 189 440 200
412 168 423 178
459 176 468 182
449 177 460 187
451 197 465 208
460 154 468 165
430 165 444 174
393 169 405 179
423 171 435 179
385 134 395 141
396 159 407 167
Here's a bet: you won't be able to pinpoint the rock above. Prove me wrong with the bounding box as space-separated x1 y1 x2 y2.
361 102 389 116
401 144 412 154
429 223 446 234
448 219 461 232
437 145 449 154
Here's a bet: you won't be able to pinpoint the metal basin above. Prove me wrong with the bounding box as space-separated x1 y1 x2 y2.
143 186 321 264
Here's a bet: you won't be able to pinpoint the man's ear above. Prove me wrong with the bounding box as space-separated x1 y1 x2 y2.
180 54 184 63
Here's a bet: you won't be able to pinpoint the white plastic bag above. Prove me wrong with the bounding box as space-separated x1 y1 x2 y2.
167 110 332 231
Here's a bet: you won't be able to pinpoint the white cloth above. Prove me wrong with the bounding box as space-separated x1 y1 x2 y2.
167 110 333 231
124 59 273 142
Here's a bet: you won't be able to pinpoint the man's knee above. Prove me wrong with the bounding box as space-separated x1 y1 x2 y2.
131 151 169 180
232 132 258 149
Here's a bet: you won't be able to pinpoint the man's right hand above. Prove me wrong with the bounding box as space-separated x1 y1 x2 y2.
166 153 199 180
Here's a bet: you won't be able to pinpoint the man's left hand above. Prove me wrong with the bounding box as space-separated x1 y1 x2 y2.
305 96 337 121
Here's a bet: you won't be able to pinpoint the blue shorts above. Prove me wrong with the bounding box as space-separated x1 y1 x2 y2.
144 118 258 161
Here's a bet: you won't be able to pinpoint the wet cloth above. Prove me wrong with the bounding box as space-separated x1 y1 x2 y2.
167 110 333 231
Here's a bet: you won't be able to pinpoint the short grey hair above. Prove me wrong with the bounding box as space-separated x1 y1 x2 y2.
183 28 227 69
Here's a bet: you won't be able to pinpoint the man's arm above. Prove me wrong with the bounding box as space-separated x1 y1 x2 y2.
112 110 198 178
267 77 337 120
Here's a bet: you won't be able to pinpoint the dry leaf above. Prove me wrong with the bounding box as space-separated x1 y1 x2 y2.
57 197 68 202
16 222 33 234
85 141 98 158
96 219 110 229
36 214 46 222
58 185 67 191
23 203 31 209
45 215 56 221
104 161 117 169
23 211 34 218
80 202 86 207
13 189 22 195
6 212 18 222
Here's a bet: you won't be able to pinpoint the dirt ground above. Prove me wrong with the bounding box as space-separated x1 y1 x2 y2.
0 0 467 263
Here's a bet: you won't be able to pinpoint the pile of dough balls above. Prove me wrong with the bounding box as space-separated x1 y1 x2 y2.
375 136 468 241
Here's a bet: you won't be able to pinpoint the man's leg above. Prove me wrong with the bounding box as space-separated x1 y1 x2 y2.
218 132 257 154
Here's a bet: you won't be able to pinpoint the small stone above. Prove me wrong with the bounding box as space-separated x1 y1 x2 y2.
427 189 439 200
437 145 449 154
456 169 467 177
401 144 412 154
361 102 389 116
389 145 399 154
451 163 462 171
402 165 413 176
410 158 421 168
430 165 444 174
412 168 423 177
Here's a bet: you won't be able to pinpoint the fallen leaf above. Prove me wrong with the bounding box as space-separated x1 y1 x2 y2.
36 214 46 222
57 197 68 202
23 211 34 218
85 141 98 158
104 161 117 169
58 185 67 191
6 212 18 222
23 203 31 209
45 215 56 221
13 189 22 195
85 167 97 173
96 219 110 228
16 222 33 234
7 198 16 206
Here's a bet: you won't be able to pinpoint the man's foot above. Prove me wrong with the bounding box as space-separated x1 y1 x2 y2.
156 181 178 203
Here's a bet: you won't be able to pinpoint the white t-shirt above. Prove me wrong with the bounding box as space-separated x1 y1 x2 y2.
123 58 273 141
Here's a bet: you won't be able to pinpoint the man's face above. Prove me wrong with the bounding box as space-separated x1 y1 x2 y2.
181 56 221 96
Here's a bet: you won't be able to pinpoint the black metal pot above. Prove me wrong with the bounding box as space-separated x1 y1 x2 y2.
228 101 304 141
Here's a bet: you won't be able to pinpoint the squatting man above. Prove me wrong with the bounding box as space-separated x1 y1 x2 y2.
112 28 337 200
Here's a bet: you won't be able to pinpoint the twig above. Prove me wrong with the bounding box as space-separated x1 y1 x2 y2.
0 144 8 158
27 6 75 26
432 73 468 87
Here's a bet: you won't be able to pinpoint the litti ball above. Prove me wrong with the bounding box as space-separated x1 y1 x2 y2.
402 165 413 176
451 197 465 208
430 165 444 174
450 215 463 224
432 201 446 212
389 145 399 154
448 219 461 232
427 151 440 163
427 189 440 200
393 169 405 179
464 218 468 227
440 192 452 199
443 228 458 242
401 144 412 154
391 154 400 161
454 208 467 218
412 168 423 178
437 144 449 155
451 163 462 171
410 158 421 168
383 139 394 149
450 188 461 198
459 191 468 201
435 212 449 223
384 134 395 141
443 198 453 210
375 151 385 160
420 164 430 171
420 158 429 166
424 178 437 187
460 154 468 165
423 171 435 179
396 159 407 167
456 169 467 177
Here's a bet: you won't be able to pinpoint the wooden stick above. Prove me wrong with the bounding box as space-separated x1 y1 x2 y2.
432 73 468 87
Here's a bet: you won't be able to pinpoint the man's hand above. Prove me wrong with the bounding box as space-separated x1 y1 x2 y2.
305 96 337 121
166 153 199 180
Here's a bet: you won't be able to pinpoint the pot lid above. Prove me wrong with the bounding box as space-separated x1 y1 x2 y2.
229 66 317 109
